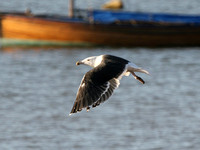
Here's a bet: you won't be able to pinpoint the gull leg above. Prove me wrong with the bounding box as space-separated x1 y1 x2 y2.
130 71 145 84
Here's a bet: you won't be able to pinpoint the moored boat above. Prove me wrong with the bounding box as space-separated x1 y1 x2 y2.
1 4 200 47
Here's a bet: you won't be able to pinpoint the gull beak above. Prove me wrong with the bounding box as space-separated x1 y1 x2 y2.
76 61 83 65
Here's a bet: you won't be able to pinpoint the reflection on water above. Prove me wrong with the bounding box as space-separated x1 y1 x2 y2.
0 47 200 150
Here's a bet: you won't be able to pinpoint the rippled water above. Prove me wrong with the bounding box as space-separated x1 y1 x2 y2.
1 0 200 15
0 47 200 150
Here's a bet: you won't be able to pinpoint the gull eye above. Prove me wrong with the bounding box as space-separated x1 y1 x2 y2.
87 59 89 61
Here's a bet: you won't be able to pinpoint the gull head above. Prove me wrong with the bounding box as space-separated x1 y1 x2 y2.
76 55 103 68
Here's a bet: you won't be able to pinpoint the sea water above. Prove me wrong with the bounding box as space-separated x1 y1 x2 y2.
0 48 200 150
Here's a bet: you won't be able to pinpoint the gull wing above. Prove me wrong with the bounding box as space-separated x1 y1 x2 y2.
69 73 120 115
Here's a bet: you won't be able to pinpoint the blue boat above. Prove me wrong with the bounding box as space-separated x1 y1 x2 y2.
91 10 200 26
1 7 200 47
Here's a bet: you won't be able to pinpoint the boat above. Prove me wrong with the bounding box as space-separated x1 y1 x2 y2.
1 1 200 47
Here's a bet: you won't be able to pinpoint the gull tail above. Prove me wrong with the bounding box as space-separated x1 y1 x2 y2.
127 62 150 75
133 68 150 75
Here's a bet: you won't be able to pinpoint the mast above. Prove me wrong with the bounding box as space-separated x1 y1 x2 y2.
68 0 74 18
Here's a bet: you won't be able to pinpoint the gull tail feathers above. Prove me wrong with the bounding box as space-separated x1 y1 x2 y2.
127 62 150 75
133 68 150 75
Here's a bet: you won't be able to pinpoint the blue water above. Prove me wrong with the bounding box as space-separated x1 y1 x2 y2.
1 1 200 150
0 47 200 150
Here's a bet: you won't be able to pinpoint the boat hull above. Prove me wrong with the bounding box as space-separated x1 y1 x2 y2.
1 15 200 47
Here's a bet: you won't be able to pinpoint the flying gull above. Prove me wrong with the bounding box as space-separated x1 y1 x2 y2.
69 55 149 115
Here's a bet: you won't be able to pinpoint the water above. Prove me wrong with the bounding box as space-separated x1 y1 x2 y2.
1 0 200 15
1 1 200 150
0 47 200 150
